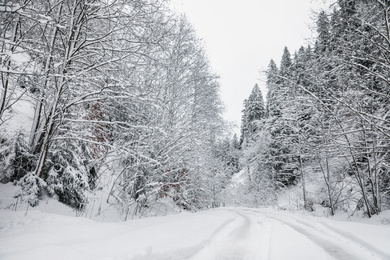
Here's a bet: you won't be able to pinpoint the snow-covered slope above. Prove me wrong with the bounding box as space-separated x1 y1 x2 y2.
0 91 35 139
222 168 252 207
1 204 390 260
0 182 125 222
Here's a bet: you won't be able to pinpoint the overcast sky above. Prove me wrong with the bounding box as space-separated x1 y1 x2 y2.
171 0 329 133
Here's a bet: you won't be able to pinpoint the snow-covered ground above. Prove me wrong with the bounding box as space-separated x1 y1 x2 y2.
1 202 390 260
1 173 390 260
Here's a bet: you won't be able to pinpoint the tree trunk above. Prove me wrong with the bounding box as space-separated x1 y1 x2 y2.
0 15 19 119
29 3 63 150
299 155 307 210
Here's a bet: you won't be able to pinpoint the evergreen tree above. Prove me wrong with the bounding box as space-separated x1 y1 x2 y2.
245 84 266 137
265 59 279 118
315 11 331 54
264 47 301 187
240 84 266 147
280 47 292 76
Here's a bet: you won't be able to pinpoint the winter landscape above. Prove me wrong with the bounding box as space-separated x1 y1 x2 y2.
1 0 390 259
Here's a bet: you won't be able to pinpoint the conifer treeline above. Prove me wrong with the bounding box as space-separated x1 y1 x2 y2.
240 0 390 217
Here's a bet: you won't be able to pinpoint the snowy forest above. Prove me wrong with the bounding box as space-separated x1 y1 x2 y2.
238 0 390 217
0 0 228 218
1 0 390 221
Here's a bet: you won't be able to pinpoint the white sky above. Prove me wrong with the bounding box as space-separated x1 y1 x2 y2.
171 0 329 133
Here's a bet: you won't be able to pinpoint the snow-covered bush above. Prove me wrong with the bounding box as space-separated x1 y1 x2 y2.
44 147 93 210
0 137 14 183
0 134 36 184
16 172 46 207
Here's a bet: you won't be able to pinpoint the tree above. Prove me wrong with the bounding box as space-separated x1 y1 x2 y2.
268 0 390 215
106 15 226 216
263 47 302 187
315 11 331 55
0 1 228 216
280 47 292 76
240 84 265 146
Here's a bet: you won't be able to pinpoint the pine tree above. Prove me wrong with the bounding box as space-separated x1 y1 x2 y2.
315 11 331 54
240 84 266 145
246 84 266 136
263 47 301 187
280 47 292 76
265 59 279 118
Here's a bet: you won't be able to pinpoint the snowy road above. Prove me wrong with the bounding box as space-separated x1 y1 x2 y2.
189 208 389 260
1 208 389 260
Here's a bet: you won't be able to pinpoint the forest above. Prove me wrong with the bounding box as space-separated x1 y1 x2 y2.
0 0 389 220
238 0 390 217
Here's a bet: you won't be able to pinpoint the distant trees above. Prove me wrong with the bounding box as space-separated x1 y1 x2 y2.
240 84 265 147
238 83 277 206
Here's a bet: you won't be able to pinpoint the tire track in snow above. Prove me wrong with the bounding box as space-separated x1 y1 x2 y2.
320 221 390 260
267 217 360 260
125 214 238 260
215 210 270 260
274 212 390 260
230 209 273 260
188 209 269 260
239 208 335 260
243 209 385 260
184 210 248 259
